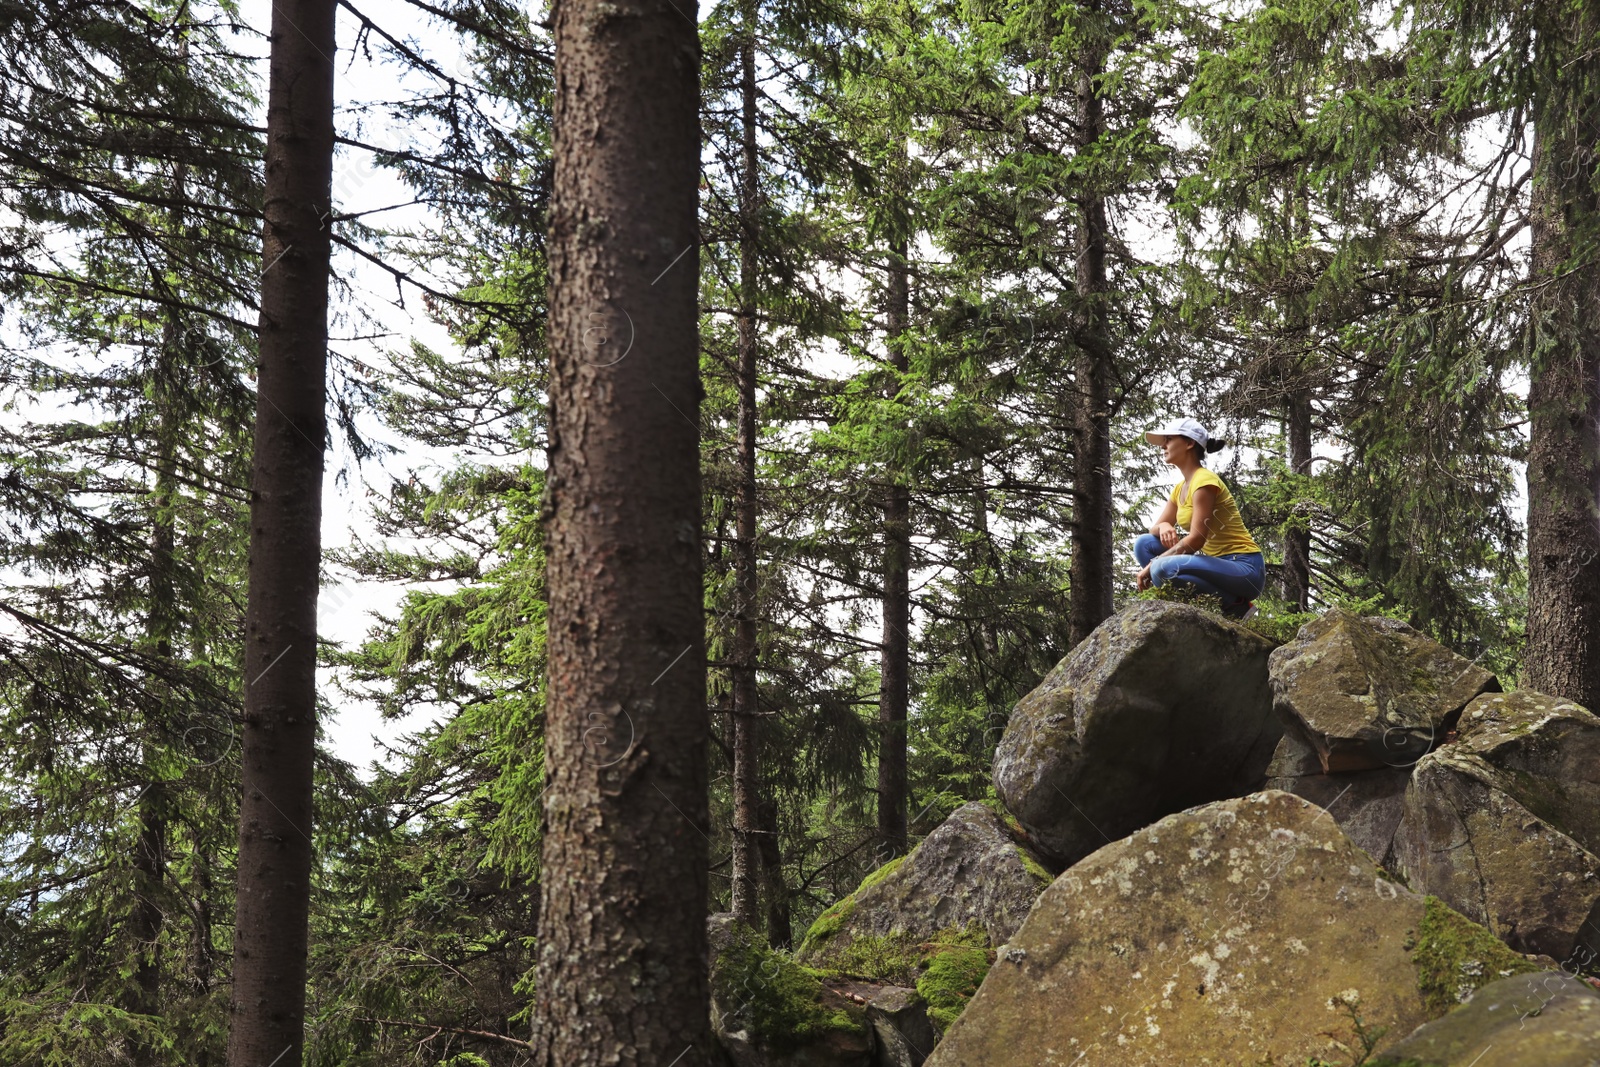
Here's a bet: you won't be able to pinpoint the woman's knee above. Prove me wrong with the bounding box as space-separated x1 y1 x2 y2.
1134 534 1163 565
1149 554 1188 586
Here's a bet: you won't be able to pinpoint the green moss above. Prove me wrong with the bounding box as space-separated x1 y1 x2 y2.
1375 865 1406 887
823 930 927 984
1016 844 1054 886
1139 583 1226 616
798 896 856 952
916 945 993 1032
1409 667 1440 694
1243 603 1319 646
1409 896 1538 1015
713 923 866 1043
797 854 908 954
819 923 989 986
857 853 908 892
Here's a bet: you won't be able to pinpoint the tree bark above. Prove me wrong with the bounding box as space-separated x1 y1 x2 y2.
1284 388 1312 611
130 300 181 1065
1067 40 1114 649
878 225 910 860
755 795 792 949
531 0 708 1055
729 8 762 931
1525 69 1600 710
225 0 335 1060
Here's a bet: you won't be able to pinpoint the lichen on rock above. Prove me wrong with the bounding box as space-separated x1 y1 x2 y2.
924 791 1527 1067
1268 609 1497 773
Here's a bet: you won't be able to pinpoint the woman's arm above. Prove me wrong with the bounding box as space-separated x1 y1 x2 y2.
1150 498 1179 547
1161 485 1215 555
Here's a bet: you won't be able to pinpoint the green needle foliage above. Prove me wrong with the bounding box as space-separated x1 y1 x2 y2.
0 0 1582 1058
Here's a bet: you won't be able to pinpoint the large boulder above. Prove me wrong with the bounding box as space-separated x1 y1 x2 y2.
1265 720 1412 866
926 791 1537 1067
1371 971 1600 1066
1392 691 1600 963
1268 609 1497 772
709 915 873 1067
992 601 1281 865
796 802 1052 974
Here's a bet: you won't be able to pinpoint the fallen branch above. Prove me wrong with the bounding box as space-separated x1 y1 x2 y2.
355 1017 533 1050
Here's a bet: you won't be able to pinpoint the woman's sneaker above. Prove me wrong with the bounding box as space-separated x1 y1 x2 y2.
1224 600 1257 621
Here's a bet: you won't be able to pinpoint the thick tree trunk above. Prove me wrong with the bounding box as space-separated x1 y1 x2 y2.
1525 102 1600 710
729 13 762 931
878 228 911 859
1067 46 1114 649
1284 389 1312 611
225 0 335 1061
530 0 708 1055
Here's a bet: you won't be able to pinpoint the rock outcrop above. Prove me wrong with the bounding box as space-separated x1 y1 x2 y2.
926 791 1536 1067
1371 971 1600 1066
796 802 1051 973
1265 720 1412 866
1268 609 1496 772
992 601 1280 865
1392 691 1600 963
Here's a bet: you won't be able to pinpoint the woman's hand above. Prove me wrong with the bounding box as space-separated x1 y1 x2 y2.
1156 521 1180 549
1137 564 1153 592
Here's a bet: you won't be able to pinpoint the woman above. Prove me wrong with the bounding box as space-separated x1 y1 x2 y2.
1135 418 1265 619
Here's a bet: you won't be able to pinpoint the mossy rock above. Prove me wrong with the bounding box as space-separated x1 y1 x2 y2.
925 791 1532 1067
993 600 1281 865
708 916 870 1066
815 924 988 987
1410 896 1539 1015
1268 609 1497 773
1392 696 1600 964
1370 971 1600 1066
917 945 994 1033
711 918 867 1043
796 803 1052 978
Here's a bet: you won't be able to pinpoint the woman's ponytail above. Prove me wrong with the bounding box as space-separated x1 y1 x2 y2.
1205 438 1228 454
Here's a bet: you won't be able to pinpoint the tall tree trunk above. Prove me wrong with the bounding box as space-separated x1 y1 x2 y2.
191 853 216 1067
130 301 181 1064
225 0 335 1060
1283 388 1313 611
729 9 762 931
1067 39 1114 649
970 458 1005 736
878 226 910 860
755 796 792 949
1525 64 1600 710
531 0 707 1054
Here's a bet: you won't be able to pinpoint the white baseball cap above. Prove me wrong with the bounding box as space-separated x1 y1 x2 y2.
1145 418 1209 449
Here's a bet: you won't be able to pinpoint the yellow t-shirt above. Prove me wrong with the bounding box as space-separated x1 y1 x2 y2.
1169 468 1261 556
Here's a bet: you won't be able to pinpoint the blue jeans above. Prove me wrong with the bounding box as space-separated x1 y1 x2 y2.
1135 534 1266 610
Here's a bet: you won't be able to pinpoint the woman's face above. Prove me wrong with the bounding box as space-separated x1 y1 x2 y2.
1160 435 1191 466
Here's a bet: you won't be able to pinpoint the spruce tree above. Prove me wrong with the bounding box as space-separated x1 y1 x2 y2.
227 0 337 1061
